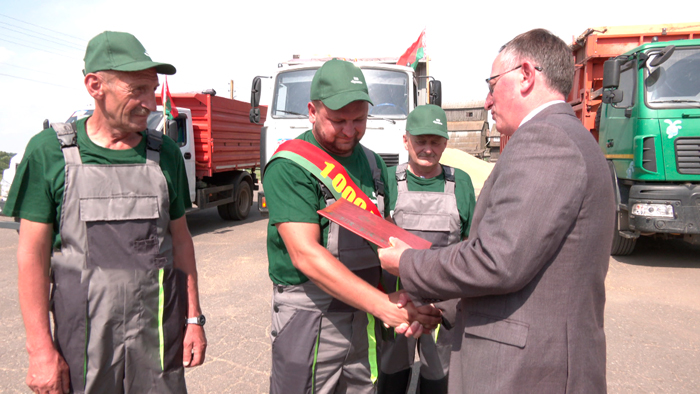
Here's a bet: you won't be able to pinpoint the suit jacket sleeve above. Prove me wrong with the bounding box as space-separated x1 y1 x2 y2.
399 114 588 301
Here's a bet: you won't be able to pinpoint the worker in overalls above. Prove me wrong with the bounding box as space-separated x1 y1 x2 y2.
5 31 206 394
263 59 442 394
378 104 475 394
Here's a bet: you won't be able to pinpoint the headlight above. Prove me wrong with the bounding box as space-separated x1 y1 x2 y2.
631 203 674 218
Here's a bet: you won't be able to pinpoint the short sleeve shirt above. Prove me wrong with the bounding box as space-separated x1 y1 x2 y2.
386 165 475 239
263 130 391 285
2 116 191 249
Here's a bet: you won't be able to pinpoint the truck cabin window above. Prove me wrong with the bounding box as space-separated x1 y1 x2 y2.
613 61 635 108
363 69 409 117
646 47 700 108
271 68 409 118
272 69 316 118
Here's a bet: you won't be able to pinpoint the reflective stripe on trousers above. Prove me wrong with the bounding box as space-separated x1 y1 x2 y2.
270 283 380 394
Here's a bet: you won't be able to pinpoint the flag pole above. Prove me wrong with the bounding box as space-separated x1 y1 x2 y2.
162 76 168 135
424 28 430 105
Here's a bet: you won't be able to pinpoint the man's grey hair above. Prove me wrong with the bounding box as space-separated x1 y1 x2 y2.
499 29 574 97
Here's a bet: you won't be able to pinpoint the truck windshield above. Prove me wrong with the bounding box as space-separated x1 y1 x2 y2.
271 68 409 118
646 46 700 108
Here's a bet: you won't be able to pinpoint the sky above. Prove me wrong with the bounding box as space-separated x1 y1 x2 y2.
0 0 698 154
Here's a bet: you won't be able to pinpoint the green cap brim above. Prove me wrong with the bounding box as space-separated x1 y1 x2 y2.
322 91 374 111
85 60 176 76
408 128 449 139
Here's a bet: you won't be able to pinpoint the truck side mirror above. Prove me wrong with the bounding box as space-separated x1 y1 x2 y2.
166 119 179 141
429 80 442 107
649 45 675 67
249 108 261 124
602 89 624 104
603 59 622 89
250 77 262 124
251 77 262 108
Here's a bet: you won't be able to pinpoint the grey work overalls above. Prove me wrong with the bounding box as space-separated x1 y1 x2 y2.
378 163 460 394
50 123 187 394
270 146 384 394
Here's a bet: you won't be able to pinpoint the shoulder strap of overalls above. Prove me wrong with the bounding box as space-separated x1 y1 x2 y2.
360 145 385 215
145 129 162 164
394 162 409 193
52 122 81 165
441 164 456 194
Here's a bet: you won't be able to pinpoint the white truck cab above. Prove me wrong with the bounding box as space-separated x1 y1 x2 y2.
250 57 441 213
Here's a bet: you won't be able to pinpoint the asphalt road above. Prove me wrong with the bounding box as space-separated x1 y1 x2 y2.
0 197 698 393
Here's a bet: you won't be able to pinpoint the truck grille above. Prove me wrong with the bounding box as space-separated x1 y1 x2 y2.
676 138 700 175
379 153 399 167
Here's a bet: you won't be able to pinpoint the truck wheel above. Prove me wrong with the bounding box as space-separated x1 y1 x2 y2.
611 212 636 256
217 181 252 221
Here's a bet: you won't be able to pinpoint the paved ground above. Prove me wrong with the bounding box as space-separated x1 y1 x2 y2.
0 197 698 393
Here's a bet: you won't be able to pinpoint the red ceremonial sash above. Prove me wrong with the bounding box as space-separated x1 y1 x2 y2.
267 139 381 217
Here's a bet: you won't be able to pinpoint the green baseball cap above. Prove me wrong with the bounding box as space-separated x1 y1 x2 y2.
406 104 449 139
83 31 176 76
310 59 373 110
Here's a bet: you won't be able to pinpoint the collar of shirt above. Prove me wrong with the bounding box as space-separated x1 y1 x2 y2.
519 100 565 128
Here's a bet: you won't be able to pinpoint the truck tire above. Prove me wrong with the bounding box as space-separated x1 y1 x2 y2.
217 181 252 221
611 212 636 256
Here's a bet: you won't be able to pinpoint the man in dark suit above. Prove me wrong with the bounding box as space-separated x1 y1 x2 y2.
379 29 615 393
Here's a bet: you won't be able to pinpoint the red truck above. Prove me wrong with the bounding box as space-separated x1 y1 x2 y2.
153 91 268 220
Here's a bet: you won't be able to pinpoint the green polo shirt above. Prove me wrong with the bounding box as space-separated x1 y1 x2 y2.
263 130 391 286
2 116 191 249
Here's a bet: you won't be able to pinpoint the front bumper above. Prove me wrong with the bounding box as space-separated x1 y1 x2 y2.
628 183 700 234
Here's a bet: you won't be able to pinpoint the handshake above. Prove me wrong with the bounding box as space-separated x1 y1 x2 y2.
383 290 443 338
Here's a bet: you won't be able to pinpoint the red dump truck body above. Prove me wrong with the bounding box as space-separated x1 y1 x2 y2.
567 23 700 140
156 92 268 178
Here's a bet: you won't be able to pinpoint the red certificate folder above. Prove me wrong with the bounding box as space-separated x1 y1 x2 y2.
318 198 432 250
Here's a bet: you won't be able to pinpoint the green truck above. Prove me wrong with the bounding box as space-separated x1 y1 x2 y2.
592 31 700 255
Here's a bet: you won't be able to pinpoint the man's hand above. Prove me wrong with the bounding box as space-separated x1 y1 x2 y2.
378 237 412 276
182 324 207 367
386 291 442 338
26 347 70 394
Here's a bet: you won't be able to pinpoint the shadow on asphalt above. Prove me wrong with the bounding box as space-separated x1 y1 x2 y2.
185 193 268 237
614 236 700 269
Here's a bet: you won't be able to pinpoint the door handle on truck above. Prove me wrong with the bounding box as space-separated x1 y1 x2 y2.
184 153 192 159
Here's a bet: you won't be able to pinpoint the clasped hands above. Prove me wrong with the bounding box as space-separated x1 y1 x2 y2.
385 290 442 338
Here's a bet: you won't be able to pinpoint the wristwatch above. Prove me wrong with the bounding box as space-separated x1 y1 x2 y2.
186 314 206 326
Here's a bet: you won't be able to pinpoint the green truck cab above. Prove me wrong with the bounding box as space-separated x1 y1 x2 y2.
601 40 700 254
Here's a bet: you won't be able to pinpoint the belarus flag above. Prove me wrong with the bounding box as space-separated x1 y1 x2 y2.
161 76 179 120
397 30 426 70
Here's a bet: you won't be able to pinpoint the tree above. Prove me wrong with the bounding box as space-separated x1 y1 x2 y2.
0 151 17 173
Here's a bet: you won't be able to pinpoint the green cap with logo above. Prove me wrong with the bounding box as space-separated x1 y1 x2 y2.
406 104 449 139
310 59 373 110
83 31 176 76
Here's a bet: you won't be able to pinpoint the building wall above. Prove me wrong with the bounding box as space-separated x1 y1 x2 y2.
443 101 491 158
447 131 482 154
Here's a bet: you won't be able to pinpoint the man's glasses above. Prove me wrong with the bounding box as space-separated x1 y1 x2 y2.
486 65 542 94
